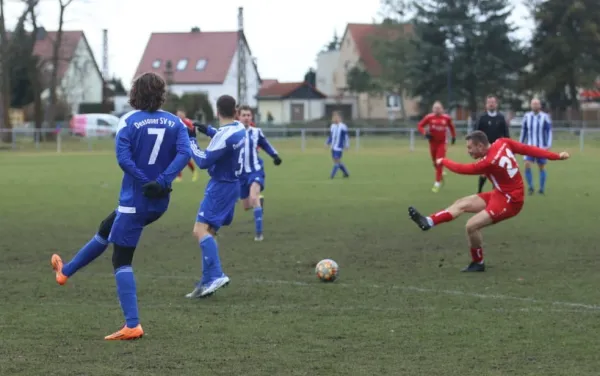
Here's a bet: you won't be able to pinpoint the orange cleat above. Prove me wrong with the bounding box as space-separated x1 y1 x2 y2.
51 254 68 285
104 324 144 340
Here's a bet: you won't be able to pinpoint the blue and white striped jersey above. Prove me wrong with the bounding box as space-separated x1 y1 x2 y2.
520 111 552 148
241 127 278 175
190 121 246 182
327 122 349 151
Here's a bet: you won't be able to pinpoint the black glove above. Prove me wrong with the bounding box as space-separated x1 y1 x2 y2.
187 125 196 139
425 133 432 140
451 137 456 145
193 121 208 135
273 155 282 166
142 181 172 199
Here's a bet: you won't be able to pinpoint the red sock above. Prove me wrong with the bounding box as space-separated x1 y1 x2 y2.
188 161 195 171
435 165 443 183
429 210 453 225
470 247 484 263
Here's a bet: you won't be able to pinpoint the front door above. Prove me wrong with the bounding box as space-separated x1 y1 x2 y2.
291 103 305 121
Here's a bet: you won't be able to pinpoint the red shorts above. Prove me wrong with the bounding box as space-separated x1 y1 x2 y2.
477 191 523 223
429 142 447 162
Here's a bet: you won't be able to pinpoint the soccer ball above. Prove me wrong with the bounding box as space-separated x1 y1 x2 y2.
315 259 339 282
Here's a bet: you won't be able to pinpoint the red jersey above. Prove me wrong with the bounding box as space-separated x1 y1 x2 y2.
417 113 456 143
249 121 256 127
442 138 560 203
181 118 194 130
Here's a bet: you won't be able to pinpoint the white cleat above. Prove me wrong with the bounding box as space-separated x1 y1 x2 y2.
185 275 230 299
254 234 264 242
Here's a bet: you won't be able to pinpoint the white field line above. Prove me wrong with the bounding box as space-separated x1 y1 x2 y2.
12 270 600 313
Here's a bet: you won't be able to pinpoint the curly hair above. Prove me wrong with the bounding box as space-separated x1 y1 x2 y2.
128 72 166 112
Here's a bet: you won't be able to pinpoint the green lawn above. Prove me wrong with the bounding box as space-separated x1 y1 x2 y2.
0 136 599 376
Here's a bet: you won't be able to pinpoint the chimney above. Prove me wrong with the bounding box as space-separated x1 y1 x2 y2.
191 27 200 33
36 27 47 41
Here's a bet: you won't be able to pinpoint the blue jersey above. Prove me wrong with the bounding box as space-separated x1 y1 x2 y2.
241 127 278 176
190 121 246 182
115 110 191 213
520 111 552 148
327 122 349 151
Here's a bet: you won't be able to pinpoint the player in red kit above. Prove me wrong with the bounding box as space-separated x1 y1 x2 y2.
175 109 199 182
417 101 457 192
408 131 569 272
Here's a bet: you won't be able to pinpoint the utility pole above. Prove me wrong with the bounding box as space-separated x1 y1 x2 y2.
237 7 247 105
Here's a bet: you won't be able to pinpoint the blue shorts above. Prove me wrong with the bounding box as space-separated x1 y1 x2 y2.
240 172 265 199
197 180 240 231
524 155 547 164
332 150 343 160
108 209 164 247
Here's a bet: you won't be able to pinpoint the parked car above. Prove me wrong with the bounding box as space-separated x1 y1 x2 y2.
69 113 120 137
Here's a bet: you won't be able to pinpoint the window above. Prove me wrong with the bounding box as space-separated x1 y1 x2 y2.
386 94 401 109
152 59 161 69
195 59 207 71
176 59 188 71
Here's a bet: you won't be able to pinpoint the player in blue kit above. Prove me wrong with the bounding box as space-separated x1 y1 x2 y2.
326 111 350 178
186 95 247 299
50 72 191 340
195 106 281 241
237 105 281 241
520 98 553 195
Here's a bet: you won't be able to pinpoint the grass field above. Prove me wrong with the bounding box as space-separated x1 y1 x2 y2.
1 136 600 376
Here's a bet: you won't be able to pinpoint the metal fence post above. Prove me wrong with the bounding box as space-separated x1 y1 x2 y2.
355 128 360 151
579 128 585 152
409 129 415 152
300 129 306 152
57 131 62 153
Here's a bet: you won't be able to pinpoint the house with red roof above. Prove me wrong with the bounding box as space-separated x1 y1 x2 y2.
32 28 104 114
256 81 326 123
134 28 260 109
330 23 419 119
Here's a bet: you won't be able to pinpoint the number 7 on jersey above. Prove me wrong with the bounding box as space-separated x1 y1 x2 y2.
147 128 165 165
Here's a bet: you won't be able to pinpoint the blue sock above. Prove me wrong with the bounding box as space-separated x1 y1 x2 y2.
330 164 340 178
200 234 222 283
62 234 109 277
115 266 139 328
339 163 349 176
254 207 263 235
540 169 547 192
525 167 533 189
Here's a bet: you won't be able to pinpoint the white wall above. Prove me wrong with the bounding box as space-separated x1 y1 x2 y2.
316 50 340 97
61 37 103 113
169 40 260 110
283 99 325 122
113 95 131 114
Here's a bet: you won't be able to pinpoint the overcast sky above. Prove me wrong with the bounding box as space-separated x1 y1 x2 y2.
4 0 532 88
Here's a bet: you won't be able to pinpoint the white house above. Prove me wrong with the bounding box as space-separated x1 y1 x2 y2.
316 49 340 97
33 28 103 114
257 81 326 123
134 28 260 108
315 45 357 119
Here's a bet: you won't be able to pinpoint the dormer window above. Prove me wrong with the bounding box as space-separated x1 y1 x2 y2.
152 59 161 69
176 59 188 71
195 59 207 71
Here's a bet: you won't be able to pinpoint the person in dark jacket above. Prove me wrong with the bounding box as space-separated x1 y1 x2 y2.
475 95 510 193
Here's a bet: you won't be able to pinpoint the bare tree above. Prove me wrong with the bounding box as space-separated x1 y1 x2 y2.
46 0 74 129
0 0 11 142
26 0 43 132
0 0 36 142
